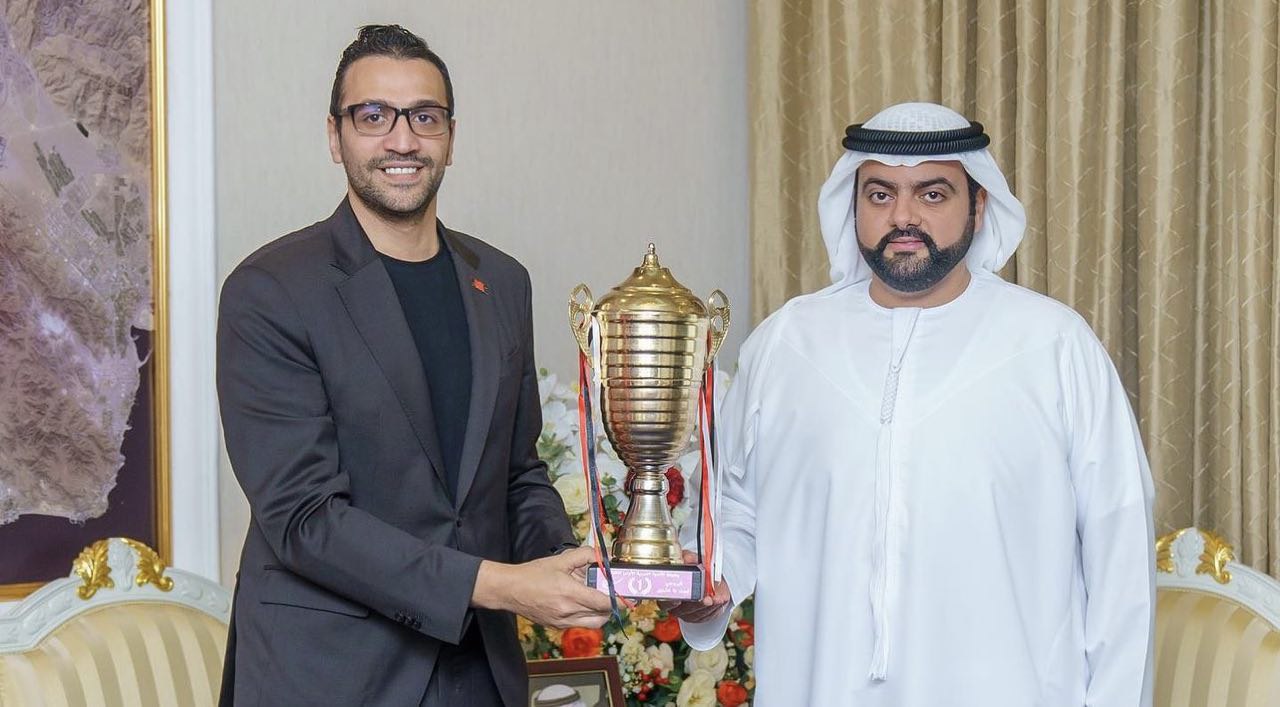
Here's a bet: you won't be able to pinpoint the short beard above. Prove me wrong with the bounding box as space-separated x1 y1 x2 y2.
344 152 445 224
858 214 975 294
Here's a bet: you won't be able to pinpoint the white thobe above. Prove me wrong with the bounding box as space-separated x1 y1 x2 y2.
682 270 1155 706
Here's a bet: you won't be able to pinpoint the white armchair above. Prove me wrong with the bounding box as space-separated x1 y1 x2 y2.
0 537 230 706
1155 527 1280 706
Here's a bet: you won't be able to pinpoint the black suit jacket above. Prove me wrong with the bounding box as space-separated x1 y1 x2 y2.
217 199 574 706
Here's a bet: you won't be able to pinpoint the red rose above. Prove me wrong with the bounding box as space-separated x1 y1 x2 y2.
651 615 683 643
665 467 685 508
735 620 754 647
560 627 603 658
716 680 749 707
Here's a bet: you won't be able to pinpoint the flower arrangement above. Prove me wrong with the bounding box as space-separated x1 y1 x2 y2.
523 370 754 707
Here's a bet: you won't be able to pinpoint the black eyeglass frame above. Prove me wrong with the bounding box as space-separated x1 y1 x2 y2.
334 102 454 137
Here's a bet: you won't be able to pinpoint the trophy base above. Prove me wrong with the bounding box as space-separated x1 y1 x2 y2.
586 562 704 601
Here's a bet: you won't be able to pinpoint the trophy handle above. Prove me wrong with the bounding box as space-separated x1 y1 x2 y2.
569 284 595 359
706 289 730 362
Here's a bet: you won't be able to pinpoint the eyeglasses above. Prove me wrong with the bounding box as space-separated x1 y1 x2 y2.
337 102 453 138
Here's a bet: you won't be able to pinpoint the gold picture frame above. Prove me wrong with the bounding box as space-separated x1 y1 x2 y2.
527 657 626 707
0 0 170 599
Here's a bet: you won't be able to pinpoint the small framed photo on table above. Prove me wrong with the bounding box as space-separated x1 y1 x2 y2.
527 656 626 707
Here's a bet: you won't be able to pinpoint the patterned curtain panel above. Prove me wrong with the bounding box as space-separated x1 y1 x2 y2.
750 0 1280 576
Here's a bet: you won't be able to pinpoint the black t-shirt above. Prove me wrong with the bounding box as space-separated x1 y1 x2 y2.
380 237 472 500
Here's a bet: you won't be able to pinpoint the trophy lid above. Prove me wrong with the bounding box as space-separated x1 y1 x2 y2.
595 243 708 317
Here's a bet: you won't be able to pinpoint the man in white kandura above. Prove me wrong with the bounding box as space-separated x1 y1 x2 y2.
667 102 1155 705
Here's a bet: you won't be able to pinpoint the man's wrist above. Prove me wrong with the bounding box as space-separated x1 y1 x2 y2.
472 560 512 611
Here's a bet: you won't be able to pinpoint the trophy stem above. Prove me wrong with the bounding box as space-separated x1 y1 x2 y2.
613 469 682 564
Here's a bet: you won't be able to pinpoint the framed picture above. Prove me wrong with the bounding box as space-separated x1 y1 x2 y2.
0 0 169 598
527 656 626 707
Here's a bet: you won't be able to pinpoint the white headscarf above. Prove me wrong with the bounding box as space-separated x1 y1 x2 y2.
817 102 1027 288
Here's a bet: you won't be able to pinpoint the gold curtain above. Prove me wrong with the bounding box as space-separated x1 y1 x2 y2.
751 0 1280 576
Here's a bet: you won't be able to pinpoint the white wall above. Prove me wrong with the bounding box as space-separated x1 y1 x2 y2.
167 0 219 583
214 3 750 583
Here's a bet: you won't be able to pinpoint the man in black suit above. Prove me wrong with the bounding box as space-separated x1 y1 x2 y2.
216 25 612 706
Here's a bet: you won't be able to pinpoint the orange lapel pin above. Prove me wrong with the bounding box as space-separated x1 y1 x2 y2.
472 277 488 294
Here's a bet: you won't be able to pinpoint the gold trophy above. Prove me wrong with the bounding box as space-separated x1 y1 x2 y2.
569 244 729 600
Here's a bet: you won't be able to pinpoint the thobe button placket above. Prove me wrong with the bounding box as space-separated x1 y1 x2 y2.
868 307 921 681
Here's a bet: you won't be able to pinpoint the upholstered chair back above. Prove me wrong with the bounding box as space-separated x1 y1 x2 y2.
1155 528 1280 706
0 538 230 707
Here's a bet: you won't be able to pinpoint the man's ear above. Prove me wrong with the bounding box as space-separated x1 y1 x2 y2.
444 118 456 166
973 187 988 233
327 115 342 165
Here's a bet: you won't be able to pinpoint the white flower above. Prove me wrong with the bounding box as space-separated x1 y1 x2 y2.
542 399 576 443
595 450 626 478
685 641 729 682
632 613 655 633
671 505 690 530
593 455 629 508
618 630 648 674
553 472 589 516
675 670 718 707
538 372 559 405
646 642 674 677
